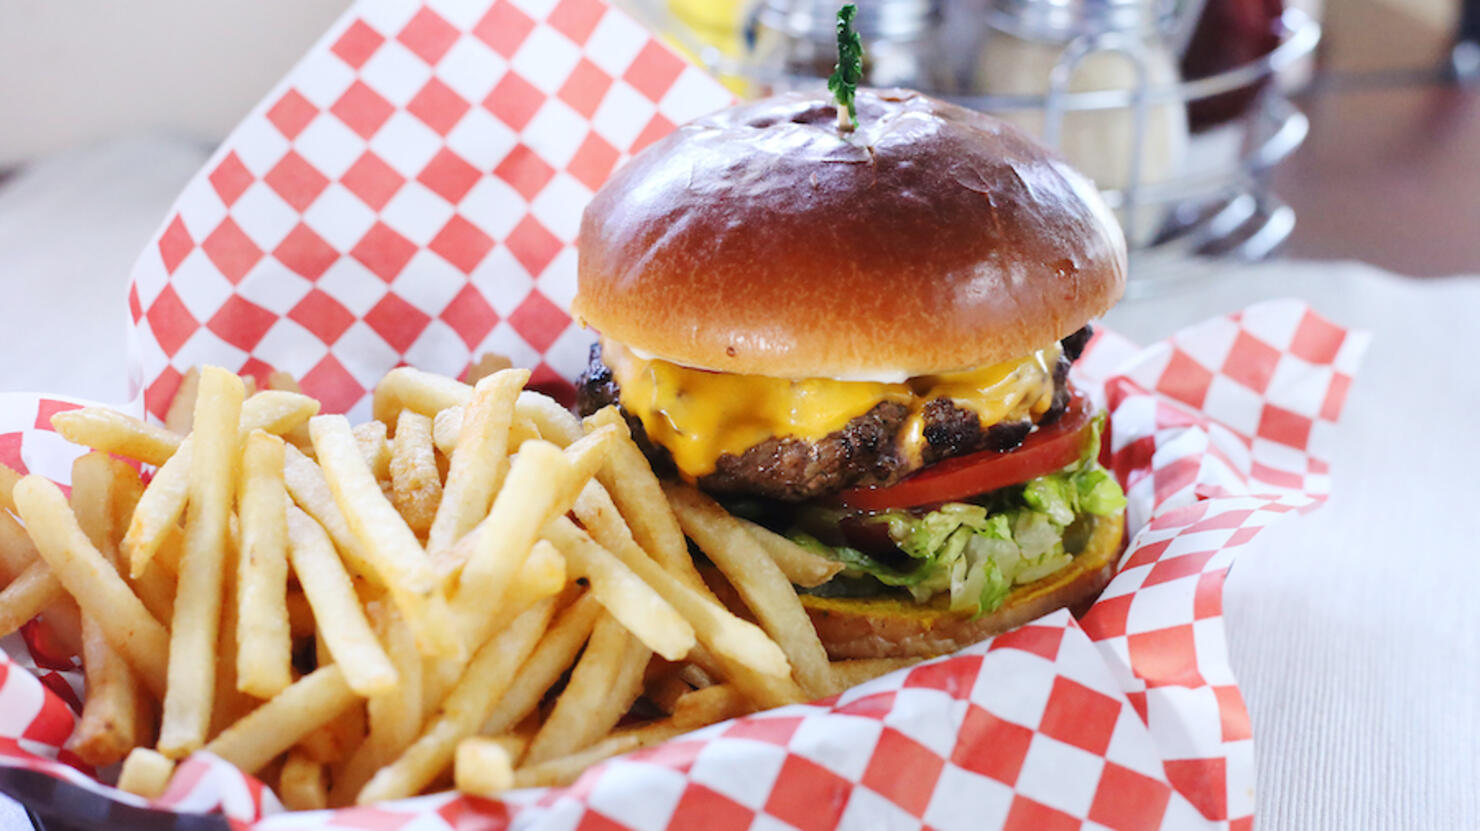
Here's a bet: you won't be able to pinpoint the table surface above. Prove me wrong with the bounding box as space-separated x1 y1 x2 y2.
2 3 1478 828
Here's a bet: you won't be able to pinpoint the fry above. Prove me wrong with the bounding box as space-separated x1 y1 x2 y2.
667 484 835 699
117 747 175 799
0 561 60 640
160 366 244 757
449 440 569 644
103 455 175 624
50 408 181 467
357 598 557 804
280 749 328 811
389 410 441 537
426 369 527 556
582 407 700 586
672 682 751 728
0 460 21 514
282 445 378 585
372 367 471 425
824 657 923 696
550 512 787 681
463 352 514 385
352 421 391 482
331 603 424 806
204 665 359 774
511 720 689 790
480 594 602 737
267 371 300 393
310 415 460 660
454 737 513 796
121 446 189 578
741 521 845 588
124 391 321 578
431 407 462 456
525 614 634 764
13 476 168 698
235 431 292 699
68 453 148 766
286 507 397 696
514 391 581 447
165 367 199 434
542 519 694 662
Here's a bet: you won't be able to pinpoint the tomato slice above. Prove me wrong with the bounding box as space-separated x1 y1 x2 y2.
837 396 1094 511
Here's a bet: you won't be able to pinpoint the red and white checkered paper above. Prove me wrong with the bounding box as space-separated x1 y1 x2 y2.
0 0 1368 828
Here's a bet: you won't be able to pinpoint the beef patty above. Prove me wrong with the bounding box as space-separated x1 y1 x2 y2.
575 327 1091 501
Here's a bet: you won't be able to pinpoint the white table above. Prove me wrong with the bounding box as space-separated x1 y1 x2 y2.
2 139 1476 830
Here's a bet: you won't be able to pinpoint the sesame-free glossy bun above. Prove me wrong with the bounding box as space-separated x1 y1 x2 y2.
574 88 1126 378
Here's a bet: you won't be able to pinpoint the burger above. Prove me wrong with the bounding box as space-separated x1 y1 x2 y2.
571 88 1128 660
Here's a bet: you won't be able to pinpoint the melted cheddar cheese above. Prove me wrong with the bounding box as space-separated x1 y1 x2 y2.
602 340 1063 479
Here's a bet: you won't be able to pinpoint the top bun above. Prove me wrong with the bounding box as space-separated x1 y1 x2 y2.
574 88 1127 379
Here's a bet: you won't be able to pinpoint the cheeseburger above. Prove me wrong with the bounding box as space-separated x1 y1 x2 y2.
572 88 1128 659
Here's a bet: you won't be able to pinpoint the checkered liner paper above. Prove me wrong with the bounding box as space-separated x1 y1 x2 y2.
0 0 1368 828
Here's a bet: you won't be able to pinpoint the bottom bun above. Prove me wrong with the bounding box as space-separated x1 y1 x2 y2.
801 510 1126 660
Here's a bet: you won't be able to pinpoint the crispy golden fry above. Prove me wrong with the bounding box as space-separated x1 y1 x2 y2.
426 370 527 556
50 408 181 467
281 445 378 585
524 614 633 765
267 371 300 393
431 406 462 456
357 599 557 804
0 561 60 640
740 521 845 588
389 411 441 537
462 352 514 385
372 367 471 425
117 747 175 799
454 737 514 797
511 720 689 790
13 476 168 697
160 366 244 757
235 431 292 699
67 454 149 766
543 519 694 662
479 594 602 737
0 460 22 514
448 440 569 644
672 682 752 728
124 391 320 579
352 421 391 483
514 391 581 447
666 483 835 699
570 482 802 707
204 665 359 774
121 446 189 579
331 603 425 806
285 507 397 696
165 367 200 434
310 415 460 660
297 698 366 765
210 538 258 741
279 749 328 811
824 657 923 696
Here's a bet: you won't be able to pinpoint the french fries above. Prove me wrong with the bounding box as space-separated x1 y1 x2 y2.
666 483 836 699
235 431 292 699
310 415 460 661
14 356 902 813
160 366 244 757
285 507 396 696
13 476 169 698
50 407 181 467
389 410 441 537
117 748 175 799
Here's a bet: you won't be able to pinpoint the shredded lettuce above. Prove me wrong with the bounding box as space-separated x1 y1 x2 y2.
792 413 1125 615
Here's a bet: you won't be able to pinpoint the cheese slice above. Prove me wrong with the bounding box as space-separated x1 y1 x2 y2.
602 340 1062 479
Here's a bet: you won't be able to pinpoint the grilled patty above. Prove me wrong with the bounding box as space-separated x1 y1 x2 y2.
575 327 1090 501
